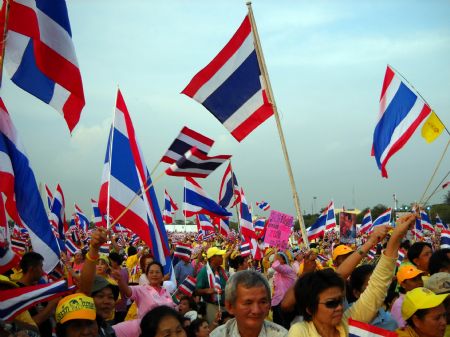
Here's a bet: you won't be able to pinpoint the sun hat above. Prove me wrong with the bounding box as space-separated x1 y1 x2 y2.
424 272 450 295
55 293 96 324
401 287 449 320
396 265 425 284
206 247 226 259
332 245 353 261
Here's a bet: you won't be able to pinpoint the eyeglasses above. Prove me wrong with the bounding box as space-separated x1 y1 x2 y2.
319 298 344 309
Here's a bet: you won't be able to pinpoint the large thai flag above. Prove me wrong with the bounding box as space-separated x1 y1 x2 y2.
325 201 336 230
196 214 215 232
420 210 434 232
74 204 89 232
348 318 397 337
90 198 104 227
0 280 74 321
213 217 230 237
0 0 85 132
182 16 274 142
441 229 450 249
307 210 327 241
165 147 231 178
183 177 232 218
372 66 432 178
0 193 20 274
371 209 391 230
160 126 214 164
98 89 171 274
0 98 60 272
162 189 178 225
360 210 373 234
218 163 241 209
48 184 66 238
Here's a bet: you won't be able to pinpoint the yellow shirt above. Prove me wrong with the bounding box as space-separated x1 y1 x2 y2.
288 253 396 337
126 254 140 283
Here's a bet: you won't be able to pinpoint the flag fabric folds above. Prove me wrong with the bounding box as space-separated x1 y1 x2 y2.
239 242 251 257
307 210 327 241
371 209 391 230
325 201 336 230
0 98 60 272
213 217 230 237
163 189 178 225
165 147 231 178
174 243 192 260
360 210 373 234
182 16 274 142
256 201 270 211
372 66 432 178
183 177 232 218
436 215 448 230
218 163 241 208
74 204 89 232
48 184 66 239
421 111 445 143
348 318 398 337
98 90 171 274
178 275 197 296
0 0 85 132
420 210 434 232
0 193 20 274
441 230 450 249
160 126 214 164
90 198 104 227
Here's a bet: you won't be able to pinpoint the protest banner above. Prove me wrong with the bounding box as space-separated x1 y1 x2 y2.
264 210 294 249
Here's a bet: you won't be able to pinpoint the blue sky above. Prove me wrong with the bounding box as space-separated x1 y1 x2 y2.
2 0 450 220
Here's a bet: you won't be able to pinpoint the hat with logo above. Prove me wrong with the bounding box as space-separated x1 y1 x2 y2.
55 293 96 324
332 245 353 261
396 265 425 284
401 287 449 320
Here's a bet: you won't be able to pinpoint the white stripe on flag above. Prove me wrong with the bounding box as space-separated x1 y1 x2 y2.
223 88 265 132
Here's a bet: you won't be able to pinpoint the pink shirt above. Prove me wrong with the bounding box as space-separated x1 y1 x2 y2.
271 260 297 306
391 293 406 328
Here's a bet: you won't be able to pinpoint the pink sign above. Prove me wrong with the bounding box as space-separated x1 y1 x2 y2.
264 210 294 249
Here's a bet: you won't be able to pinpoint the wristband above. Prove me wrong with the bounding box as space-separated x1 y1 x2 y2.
357 249 366 257
86 252 99 262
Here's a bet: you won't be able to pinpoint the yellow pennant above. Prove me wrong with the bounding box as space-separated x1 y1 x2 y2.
421 111 445 143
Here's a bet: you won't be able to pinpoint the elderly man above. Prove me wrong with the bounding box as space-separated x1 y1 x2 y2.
211 270 287 337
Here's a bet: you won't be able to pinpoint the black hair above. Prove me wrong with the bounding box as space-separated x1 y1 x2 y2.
179 295 197 311
347 264 374 303
294 268 345 321
145 261 164 275
140 306 183 337
229 255 246 270
108 252 124 265
187 318 208 337
127 246 137 256
400 240 411 251
407 242 432 266
406 308 430 328
428 248 450 275
20 252 44 273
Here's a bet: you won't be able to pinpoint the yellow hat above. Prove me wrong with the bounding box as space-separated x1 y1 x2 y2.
332 245 353 261
55 293 96 324
0 275 18 289
206 247 226 259
401 287 449 320
396 265 425 284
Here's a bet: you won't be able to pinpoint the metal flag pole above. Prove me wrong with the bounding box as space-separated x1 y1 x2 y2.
246 2 309 247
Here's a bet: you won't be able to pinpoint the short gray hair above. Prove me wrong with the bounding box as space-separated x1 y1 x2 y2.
225 270 271 305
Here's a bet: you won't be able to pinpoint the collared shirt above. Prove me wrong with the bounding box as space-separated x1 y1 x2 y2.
174 260 195 285
210 318 287 337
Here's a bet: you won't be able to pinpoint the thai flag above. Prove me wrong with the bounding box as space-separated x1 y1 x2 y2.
130 233 140 246
372 66 432 178
239 242 251 257
112 223 127 233
44 184 53 210
160 126 214 164
420 210 434 232
349 318 398 337
166 147 231 179
0 193 20 274
178 275 197 296
253 218 266 231
239 188 256 240
90 198 104 227
65 237 79 255
203 230 216 241
367 248 377 261
194 230 204 242
183 177 232 218
213 217 230 237
256 201 270 211
1 0 85 132
218 163 241 209
0 98 60 272
436 215 448 230
163 189 178 225
360 210 373 234
371 209 391 230
74 204 89 232
412 218 424 239
99 243 110 255
182 16 274 142
307 210 327 241
174 243 192 260
98 90 172 274
396 249 406 267
196 214 215 232
441 230 450 249
317 254 329 264
0 280 74 321
325 201 336 230
48 184 67 239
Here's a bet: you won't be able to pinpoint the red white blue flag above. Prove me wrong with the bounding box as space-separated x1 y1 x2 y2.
0 98 60 272
0 0 85 132
371 209 391 230
196 214 215 232
348 318 397 337
325 201 336 230
372 66 432 178
98 89 171 274
74 204 89 233
0 193 20 274
307 209 327 241
213 217 230 237
420 210 434 232
48 184 66 239
256 201 270 211
182 16 274 142
90 198 104 227
163 189 178 225
218 163 241 209
441 229 450 249
178 275 197 296
360 210 373 234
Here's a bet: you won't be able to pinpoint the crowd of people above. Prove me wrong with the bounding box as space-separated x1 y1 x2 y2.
1 213 449 337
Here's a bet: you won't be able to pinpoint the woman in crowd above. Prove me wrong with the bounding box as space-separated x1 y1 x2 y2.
138 253 154 285
288 213 416 337
228 252 248 274
139 306 186 337
187 319 210 337
112 262 176 337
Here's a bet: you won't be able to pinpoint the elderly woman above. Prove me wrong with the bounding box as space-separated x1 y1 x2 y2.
288 213 416 337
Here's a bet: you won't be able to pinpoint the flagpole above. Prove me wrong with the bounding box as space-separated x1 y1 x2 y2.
246 2 309 247
0 0 11 86
422 169 450 206
107 88 117 229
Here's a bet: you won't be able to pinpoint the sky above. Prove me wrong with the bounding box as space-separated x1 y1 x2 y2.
1 0 450 222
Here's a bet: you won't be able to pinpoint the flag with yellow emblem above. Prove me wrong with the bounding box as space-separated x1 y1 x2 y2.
421 111 445 143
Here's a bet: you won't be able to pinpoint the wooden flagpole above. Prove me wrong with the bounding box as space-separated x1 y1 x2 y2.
0 0 11 86
246 2 309 247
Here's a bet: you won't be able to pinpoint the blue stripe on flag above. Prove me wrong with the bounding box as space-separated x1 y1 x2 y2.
36 0 73 36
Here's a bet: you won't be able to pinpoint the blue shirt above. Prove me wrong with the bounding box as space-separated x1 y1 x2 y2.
174 260 194 286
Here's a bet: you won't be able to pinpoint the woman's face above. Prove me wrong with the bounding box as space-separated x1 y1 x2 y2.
65 319 98 337
92 287 116 320
313 287 344 328
178 299 190 315
413 304 447 337
196 321 210 337
96 259 109 275
155 316 186 337
147 264 163 287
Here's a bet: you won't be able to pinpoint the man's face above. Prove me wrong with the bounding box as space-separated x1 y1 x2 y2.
93 287 116 320
414 245 432 272
225 285 270 333
31 261 44 284
210 255 223 267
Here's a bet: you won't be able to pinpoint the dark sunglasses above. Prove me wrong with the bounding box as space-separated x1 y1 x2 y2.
319 298 344 309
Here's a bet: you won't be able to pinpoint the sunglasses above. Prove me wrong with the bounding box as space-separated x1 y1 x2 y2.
319 298 344 309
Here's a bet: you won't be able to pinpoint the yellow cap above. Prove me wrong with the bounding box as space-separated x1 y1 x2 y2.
206 247 226 259
55 293 96 324
332 245 353 261
396 265 425 284
401 287 449 320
